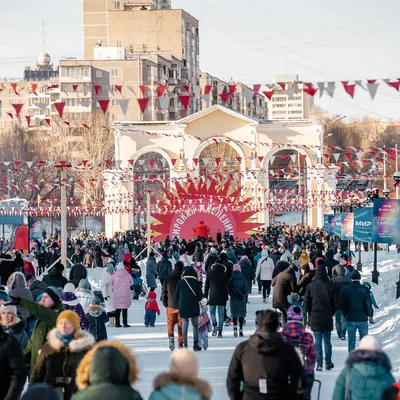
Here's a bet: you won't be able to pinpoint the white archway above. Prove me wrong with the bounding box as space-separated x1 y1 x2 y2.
131 145 174 171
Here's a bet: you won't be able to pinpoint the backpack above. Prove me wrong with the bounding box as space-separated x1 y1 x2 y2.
293 340 308 367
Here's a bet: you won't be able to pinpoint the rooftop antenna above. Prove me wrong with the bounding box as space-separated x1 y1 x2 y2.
42 21 46 51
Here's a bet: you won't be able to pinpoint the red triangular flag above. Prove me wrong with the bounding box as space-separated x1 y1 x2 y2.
31 83 38 96
45 118 51 126
193 158 199 165
229 84 236 95
25 116 31 126
98 99 110 114
178 95 191 110
236 157 242 163
64 121 70 126
215 157 222 165
115 85 123 94
171 159 177 166
54 102 65 118
253 84 261 96
219 92 230 104
94 85 102 95
263 90 274 101
157 85 166 97
72 84 79 92
258 156 264 163
138 98 149 114
11 83 19 95
387 81 400 91
82 123 91 130
278 82 286 90
303 87 318 97
367 79 376 84
139 85 146 96
203 85 212 95
342 81 355 98
183 85 190 93
6 113 13 119
300 155 307 162
149 159 155 167
12 103 24 117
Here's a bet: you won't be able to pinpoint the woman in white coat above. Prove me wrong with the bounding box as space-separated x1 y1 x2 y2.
255 249 275 303
101 263 116 327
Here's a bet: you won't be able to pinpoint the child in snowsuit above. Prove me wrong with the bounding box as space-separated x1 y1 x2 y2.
198 299 212 350
363 282 378 323
86 302 109 342
144 291 160 327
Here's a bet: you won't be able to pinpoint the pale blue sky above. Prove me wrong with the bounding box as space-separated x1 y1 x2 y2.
1 0 400 120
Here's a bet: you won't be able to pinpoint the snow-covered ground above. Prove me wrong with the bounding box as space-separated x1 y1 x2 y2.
87 249 400 399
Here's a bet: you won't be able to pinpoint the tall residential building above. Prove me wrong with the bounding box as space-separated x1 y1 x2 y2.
267 74 314 121
200 72 268 120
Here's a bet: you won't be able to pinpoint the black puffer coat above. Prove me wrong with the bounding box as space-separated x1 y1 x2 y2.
175 275 203 319
304 265 334 332
161 269 182 309
157 257 172 280
272 260 290 280
42 264 68 289
86 305 109 342
272 268 297 310
204 263 229 306
69 264 88 288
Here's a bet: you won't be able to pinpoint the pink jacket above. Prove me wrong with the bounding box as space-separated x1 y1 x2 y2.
112 269 133 309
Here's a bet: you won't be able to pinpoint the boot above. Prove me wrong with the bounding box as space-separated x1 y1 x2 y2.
326 363 334 371
217 329 223 338
169 337 175 351
316 364 323 372
239 329 244 337
107 317 115 327
212 325 218 337
193 344 202 352
369 316 375 324
233 326 238 337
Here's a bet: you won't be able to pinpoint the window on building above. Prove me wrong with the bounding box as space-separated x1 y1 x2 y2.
8 89 13 95
95 69 103 78
114 1 120 8
112 99 119 107
111 69 118 78
112 114 120 122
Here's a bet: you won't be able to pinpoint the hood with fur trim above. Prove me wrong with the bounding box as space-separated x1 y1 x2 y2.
153 372 212 400
47 328 95 352
7 271 26 290
86 304 105 318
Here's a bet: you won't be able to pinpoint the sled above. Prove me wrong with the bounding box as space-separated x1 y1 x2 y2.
313 379 322 400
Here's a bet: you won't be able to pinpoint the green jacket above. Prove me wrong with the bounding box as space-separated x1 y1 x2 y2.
21 298 64 371
332 350 395 400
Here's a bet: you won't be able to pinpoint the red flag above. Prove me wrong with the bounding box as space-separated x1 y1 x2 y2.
12 103 24 117
171 159 177 166
183 85 190 93
82 123 91 130
94 85 102 95
367 79 376 84
178 95 191 110
229 84 236 95
258 156 264 163
6 113 13 119
253 84 261 96
72 84 79 92
215 157 222 165
115 85 123 94
31 83 38 96
300 155 307 162
54 102 65 118
157 85 166 97
25 116 31 126
219 92 230 104
64 121 71 126
236 157 242 163
278 82 286 90
10 83 19 95
149 159 155 168
139 85 146 96
98 99 110 114
193 158 199 165
203 85 212 95
45 118 51 126
138 98 149 114
263 90 274 101
303 87 318 97
387 81 400 91
342 81 356 98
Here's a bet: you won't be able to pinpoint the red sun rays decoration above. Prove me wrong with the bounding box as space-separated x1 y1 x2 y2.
151 179 260 240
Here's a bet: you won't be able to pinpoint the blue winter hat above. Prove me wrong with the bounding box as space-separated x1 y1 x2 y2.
78 278 91 290
106 263 115 272
0 290 8 302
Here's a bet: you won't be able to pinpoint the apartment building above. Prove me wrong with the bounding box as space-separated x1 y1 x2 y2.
200 72 268 120
267 74 314 121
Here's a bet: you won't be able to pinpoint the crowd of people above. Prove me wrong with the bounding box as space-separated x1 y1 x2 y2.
0 224 400 399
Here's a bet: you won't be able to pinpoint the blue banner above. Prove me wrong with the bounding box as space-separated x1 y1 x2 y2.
334 213 343 236
372 199 400 244
353 208 373 242
324 214 335 235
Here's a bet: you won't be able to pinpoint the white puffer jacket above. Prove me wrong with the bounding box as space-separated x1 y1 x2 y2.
255 250 275 281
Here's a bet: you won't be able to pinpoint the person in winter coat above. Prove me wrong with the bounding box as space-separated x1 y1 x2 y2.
297 263 315 297
175 267 203 351
332 264 352 340
25 273 47 302
198 299 212 351
144 291 161 327
226 248 238 265
149 349 212 400
157 253 173 286
272 266 297 325
304 264 335 371
146 252 158 291
324 249 339 275
75 279 96 315
86 302 109 342
23 255 36 277
7 271 34 320
299 250 310 268
112 263 133 327
30 310 95 400
218 252 233 279
61 283 88 330
227 309 306 400
255 249 274 303
204 247 219 272
238 255 255 299
270 247 282 266
42 263 68 289
281 305 317 398
0 253 15 287
21 383 64 400
0 303 29 350
0 326 26 400
272 255 290 280
227 264 250 337
204 262 229 338
340 270 373 353
101 263 115 327
332 336 395 400
69 264 88 289
130 258 142 300
363 282 379 323
73 341 143 400
83 248 94 269
162 261 184 351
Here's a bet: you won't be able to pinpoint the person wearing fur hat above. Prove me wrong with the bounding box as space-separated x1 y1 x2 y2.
10 286 64 373
7 271 34 321
112 262 133 328
0 303 29 350
281 305 317 399
144 291 161 327
86 299 109 343
149 349 212 400
61 283 88 331
101 263 116 327
30 310 95 400
332 336 395 400
72 341 143 400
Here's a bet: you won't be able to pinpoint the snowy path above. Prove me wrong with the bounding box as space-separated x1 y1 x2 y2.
107 286 348 399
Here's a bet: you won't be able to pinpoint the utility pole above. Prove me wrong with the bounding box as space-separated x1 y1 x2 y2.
60 168 67 273
146 191 151 256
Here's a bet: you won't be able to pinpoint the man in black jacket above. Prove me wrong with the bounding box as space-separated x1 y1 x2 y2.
204 247 219 272
204 262 229 338
331 264 351 340
0 328 26 400
162 261 184 351
157 252 173 286
340 270 373 353
227 309 305 400
304 264 335 371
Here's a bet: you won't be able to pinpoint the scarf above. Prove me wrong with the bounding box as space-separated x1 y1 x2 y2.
55 330 75 346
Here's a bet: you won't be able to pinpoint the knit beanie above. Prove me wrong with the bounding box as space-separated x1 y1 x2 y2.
351 270 361 281
43 287 61 305
169 349 199 379
287 305 303 321
63 283 75 294
233 264 241 272
0 290 8 302
78 279 91 290
0 304 17 316
106 263 115 272
57 310 81 332
358 335 383 351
